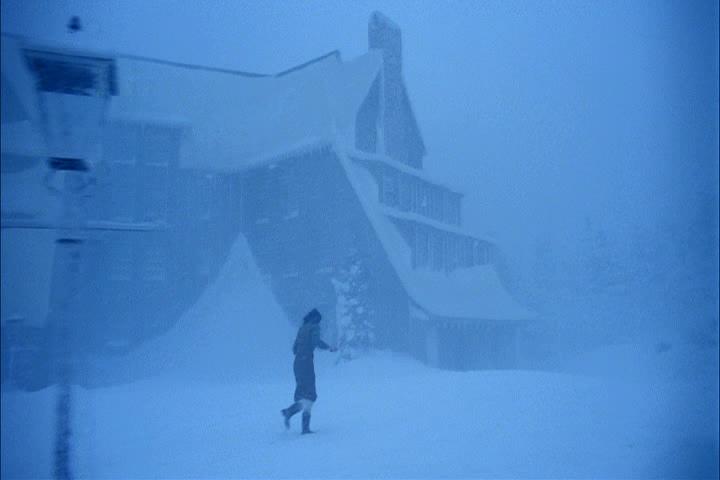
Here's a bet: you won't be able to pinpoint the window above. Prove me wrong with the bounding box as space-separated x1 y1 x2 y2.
463 238 474 267
417 182 428 215
428 230 443 271
430 188 443 220
445 235 460 271
474 241 489 265
414 227 428 268
382 171 398 206
444 192 460 225
398 175 411 211
409 179 417 212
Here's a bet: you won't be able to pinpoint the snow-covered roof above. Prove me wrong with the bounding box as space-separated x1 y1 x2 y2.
1 35 383 172
381 207 497 244
107 48 382 171
348 148 464 196
338 150 534 321
405 266 535 321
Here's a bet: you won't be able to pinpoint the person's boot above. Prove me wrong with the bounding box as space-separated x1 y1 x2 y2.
301 412 313 434
281 403 300 430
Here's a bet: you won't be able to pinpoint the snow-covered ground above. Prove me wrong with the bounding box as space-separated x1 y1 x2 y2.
2 347 718 479
2 236 718 478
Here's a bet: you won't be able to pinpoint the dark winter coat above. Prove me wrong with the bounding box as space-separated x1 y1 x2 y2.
292 323 330 402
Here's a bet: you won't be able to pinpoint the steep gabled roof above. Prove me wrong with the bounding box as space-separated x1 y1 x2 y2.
106 48 382 171
338 149 534 321
275 50 340 77
1 35 384 172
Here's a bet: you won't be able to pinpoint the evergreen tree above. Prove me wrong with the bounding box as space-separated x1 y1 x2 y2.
331 252 374 362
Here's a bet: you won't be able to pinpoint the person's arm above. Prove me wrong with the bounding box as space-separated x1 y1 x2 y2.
312 325 335 351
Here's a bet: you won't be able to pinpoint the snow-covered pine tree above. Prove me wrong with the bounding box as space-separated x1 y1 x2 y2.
331 252 374 362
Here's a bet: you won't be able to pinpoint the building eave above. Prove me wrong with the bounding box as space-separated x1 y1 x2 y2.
336 145 536 322
347 148 464 196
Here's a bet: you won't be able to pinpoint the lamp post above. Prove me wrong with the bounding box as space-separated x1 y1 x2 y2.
24 46 115 480
47 163 92 480
10 42 164 480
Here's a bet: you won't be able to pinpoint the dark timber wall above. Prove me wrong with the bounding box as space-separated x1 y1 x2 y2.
240 145 408 350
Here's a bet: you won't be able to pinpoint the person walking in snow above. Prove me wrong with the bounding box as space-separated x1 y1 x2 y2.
281 308 336 434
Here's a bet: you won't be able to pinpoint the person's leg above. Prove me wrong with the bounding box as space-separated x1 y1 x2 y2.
283 402 301 417
285 356 307 429
281 402 301 429
299 399 314 434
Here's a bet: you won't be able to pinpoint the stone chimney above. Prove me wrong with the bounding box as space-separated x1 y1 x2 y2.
368 11 402 83
367 12 424 167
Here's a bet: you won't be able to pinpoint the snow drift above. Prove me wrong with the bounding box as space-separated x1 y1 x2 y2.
100 234 294 384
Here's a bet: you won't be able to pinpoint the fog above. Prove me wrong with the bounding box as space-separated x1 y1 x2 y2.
1 1 718 478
